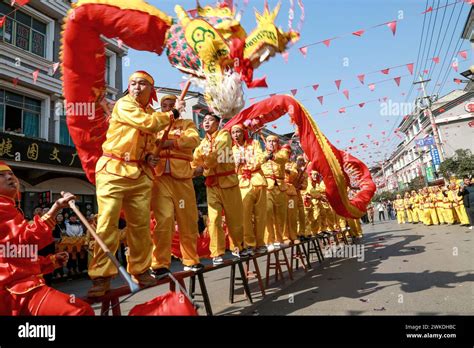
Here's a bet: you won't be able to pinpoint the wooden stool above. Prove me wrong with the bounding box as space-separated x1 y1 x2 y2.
229 259 254 304
290 243 309 272
244 257 266 297
307 237 324 263
265 248 293 287
188 272 213 316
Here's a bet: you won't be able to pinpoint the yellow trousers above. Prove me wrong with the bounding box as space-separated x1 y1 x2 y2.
347 218 362 238
240 185 267 248
89 172 153 279
436 207 445 224
336 214 347 230
429 208 439 225
207 185 244 258
411 208 419 223
151 176 200 269
304 206 314 236
323 206 337 231
285 194 298 242
405 209 413 223
454 206 470 225
265 188 287 244
417 208 425 224
311 203 322 235
296 195 306 237
443 208 454 224
396 210 405 224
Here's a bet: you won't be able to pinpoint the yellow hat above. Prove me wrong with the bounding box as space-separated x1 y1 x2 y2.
160 94 177 104
0 161 11 172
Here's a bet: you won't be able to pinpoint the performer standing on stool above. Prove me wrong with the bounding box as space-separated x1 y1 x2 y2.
0 162 94 315
88 71 182 297
150 95 203 277
192 113 245 266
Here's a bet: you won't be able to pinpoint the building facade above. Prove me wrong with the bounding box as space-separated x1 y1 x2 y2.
0 0 126 218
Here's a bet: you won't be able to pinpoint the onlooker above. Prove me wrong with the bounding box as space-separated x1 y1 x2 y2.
52 213 67 279
458 176 474 229
386 200 394 220
376 201 386 221
367 204 375 225
65 213 87 276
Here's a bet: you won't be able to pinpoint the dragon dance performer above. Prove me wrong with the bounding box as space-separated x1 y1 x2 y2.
261 135 290 250
0 162 94 315
403 192 414 223
409 191 419 224
294 155 309 239
231 124 268 255
192 113 245 265
304 170 324 237
88 71 182 297
448 182 470 225
394 194 406 224
150 95 203 277
432 186 446 224
283 146 299 244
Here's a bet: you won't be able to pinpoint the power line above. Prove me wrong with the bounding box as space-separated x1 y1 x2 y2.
426 0 449 79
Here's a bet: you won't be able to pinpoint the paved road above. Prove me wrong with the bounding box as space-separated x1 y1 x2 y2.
53 220 473 315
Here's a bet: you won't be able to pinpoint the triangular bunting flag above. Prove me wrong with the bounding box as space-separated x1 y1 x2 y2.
454 78 462 85
357 74 365 84
12 77 19 86
368 123 373 128
299 47 308 57
422 6 433 14
394 76 401 86
381 68 390 75
387 21 397 36
423 69 429 74
335 79 342 90
368 83 375 91
312 84 319 91
52 62 60 74
458 50 467 59
432 56 440 64
352 29 365 37
291 89 298 96
342 89 349 100
32 69 39 83
11 0 29 5
317 96 324 105
322 39 331 47
338 107 346 114
451 61 458 72
117 39 123 49
359 102 365 108
406 63 414 75
0 16 6 28
249 98 256 104
282 51 289 63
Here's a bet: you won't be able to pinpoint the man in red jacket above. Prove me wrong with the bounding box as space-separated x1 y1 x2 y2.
0 161 94 315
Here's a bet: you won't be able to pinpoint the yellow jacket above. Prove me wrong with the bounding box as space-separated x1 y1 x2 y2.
96 94 171 180
192 129 238 189
394 199 405 211
285 162 299 196
261 148 290 191
154 119 200 179
232 140 267 188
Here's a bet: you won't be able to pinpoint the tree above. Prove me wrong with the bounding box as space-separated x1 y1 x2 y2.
439 149 474 179
407 176 425 191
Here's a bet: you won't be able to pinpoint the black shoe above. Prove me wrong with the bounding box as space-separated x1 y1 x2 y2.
151 268 171 279
183 263 205 272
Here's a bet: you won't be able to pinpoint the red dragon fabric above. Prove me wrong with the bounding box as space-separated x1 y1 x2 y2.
224 95 375 218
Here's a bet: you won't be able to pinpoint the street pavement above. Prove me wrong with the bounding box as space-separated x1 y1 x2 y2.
53 219 474 315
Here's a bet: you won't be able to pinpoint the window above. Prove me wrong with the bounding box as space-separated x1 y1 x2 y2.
0 1 46 57
105 55 111 86
59 115 73 146
2 90 40 137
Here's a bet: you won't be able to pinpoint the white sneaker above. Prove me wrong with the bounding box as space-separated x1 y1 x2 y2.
256 246 268 254
469 226 473 230
212 256 224 265
267 244 275 252
273 242 281 249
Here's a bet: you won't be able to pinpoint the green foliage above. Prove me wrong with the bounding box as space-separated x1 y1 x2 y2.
372 191 396 202
439 149 474 179
407 176 425 192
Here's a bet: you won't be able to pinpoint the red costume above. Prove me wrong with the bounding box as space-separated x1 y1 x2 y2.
0 194 94 315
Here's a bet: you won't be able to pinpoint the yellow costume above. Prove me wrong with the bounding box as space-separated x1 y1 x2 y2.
151 118 201 270
89 93 171 280
295 167 309 238
425 189 439 225
440 188 454 224
284 161 299 243
261 144 290 245
403 195 413 223
232 138 267 249
409 193 419 223
305 175 324 235
347 218 362 238
394 198 405 224
449 186 470 225
433 189 446 224
192 129 244 257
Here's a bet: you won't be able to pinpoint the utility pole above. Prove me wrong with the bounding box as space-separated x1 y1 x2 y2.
413 75 445 162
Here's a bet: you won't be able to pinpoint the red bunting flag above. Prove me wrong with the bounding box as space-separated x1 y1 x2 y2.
406 63 414 75
312 84 319 91
454 78 462 85
338 107 346 114
282 51 289 63
299 47 308 57
423 69 429 74
12 77 19 86
366 135 371 139
422 6 433 14
32 69 39 83
249 98 256 104
381 68 390 75
323 39 331 47
387 21 397 36
352 29 365 37
368 83 375 91
432 56 440 64
0 16 5 28
335 79 342 90
458 50 467 59
357 74 365 84
272 125 278 129
291 89 298 96
381 131 386 135
368 123 373 128
188 8 198 17
342 89 349 100
336 129 340 133
336 140 340 144
394 76 401 86
11 0 29 5
117 39 123 49
317 96 324 105
359 102 365 108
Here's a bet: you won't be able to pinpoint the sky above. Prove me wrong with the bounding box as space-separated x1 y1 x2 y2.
122 0 473 167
